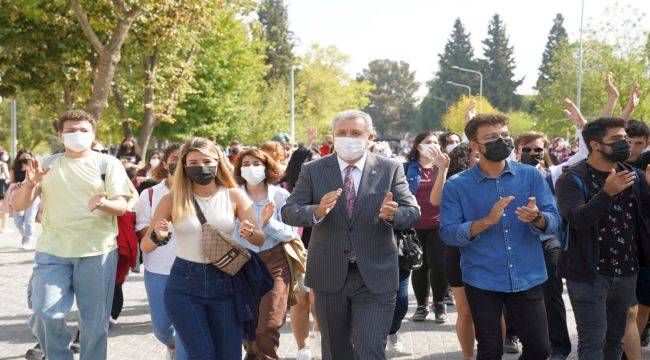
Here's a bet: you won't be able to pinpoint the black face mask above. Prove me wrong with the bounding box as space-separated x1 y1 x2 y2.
168 163 177 176
520 153 544 167
599 139 631 163
480 138 514 162
185 165 217 185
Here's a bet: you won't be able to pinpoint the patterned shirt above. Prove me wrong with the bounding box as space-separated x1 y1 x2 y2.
586 164 639 276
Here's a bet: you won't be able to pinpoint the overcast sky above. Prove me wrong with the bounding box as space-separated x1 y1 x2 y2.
287 0 649 99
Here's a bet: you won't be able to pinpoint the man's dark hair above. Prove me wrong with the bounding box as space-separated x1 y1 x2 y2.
57 110 96 132
464 114 509 141
626 119 649 139
581 117 627 153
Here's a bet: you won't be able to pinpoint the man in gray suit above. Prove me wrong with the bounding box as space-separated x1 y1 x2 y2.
282 110 420 360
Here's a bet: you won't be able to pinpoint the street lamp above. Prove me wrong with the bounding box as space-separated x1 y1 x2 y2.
576 0 585 109
451 65 483 112
432 96 448 109
446 81 471 98
290 65 302 145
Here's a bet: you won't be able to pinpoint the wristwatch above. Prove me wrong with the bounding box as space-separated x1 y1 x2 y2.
531 211 544 224
97 197 106 209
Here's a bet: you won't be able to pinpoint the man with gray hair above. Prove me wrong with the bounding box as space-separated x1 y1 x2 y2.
282 109 420 359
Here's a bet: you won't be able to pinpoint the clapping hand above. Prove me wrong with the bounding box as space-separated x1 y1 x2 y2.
627 82 641 109
261 201 276 225
153 219 170 239
379 192 398 221
605 72 619 99
315 189 343 218
515 197 540 223
603 169 637 196
238 220 255 239
485 196 515 225
465 99 477 124
25 159 50 187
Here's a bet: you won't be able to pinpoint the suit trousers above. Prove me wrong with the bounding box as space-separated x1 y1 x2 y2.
314 266 396 360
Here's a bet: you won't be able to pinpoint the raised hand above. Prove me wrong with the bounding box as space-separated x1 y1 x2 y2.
605 72 619 98
87 192 106 212
465 99 477 124
379 192 398 221
261 201 276 225
153 219 170 239
25 159 51 187
563 98 587 129
430 144 450 169
315 188 343 218
307 125 318 141
627 82 641 109
485 196 515 225
515 197 540 223
238 220 256 239
603 169 636 196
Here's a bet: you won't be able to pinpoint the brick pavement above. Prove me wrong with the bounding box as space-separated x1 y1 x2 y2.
1 223 648 359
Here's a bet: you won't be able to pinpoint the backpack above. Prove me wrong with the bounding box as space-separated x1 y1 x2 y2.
560 167 642 252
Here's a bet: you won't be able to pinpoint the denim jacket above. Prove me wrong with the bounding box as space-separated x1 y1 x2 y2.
404 161 422 195
440 161 560 292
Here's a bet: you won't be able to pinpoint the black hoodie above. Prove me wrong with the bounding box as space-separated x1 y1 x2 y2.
555 159 650 283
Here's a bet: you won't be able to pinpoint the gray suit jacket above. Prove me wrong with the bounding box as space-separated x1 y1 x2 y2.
281 153 420 294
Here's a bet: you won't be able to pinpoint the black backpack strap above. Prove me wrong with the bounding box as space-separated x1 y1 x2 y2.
192 197 207 225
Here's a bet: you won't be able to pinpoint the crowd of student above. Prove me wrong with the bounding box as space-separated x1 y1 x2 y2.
1 72 649 360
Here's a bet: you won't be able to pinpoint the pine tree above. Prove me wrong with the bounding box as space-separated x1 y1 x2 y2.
536 14 569 90
418 18 479 130
481 14 523 111
258 0 294 82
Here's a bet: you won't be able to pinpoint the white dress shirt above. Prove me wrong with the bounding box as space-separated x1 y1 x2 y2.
336 152 367 194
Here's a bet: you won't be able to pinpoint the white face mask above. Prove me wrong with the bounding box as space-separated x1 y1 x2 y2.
149 158 161 168
334 137 367 161
62 131 94 153
418 143 437 159
0 152 8 162
241 165 266 186
445 143 459 154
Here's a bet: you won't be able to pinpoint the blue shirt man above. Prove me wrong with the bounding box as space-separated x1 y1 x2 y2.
439 113 560 360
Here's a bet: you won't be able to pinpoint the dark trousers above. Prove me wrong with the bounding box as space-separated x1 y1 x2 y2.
165 258 243 360
389 269 411 334
314 267 396 360
412 228 448 305
465 283 550 360
111 283 123 320
541 246 571 358
567 274 637 360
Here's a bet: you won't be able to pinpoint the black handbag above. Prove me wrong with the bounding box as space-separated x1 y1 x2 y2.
395 229 423 271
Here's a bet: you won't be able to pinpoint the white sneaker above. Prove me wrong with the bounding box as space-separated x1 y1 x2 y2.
165 347 175 360
21 241 35 251
296 348 312 360
386 333 404 354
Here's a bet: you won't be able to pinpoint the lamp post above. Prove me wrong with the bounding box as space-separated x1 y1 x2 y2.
10 98 17 160
451 65 483 112
290 65 302 145
432 96 448 109
446 81 471 98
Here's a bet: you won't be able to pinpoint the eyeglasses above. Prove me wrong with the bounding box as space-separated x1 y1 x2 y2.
521 147 544 154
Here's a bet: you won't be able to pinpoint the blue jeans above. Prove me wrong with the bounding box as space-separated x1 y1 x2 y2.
164 258 243 360
13 196 40 244
389 270 411 334
30 250 117 360
144 270 187 360
567 274 637 360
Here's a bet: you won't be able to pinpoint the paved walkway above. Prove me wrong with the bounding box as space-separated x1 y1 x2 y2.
0 223 648 359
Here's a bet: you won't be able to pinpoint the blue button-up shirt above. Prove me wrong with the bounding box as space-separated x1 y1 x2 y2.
234 184 298 253
440 161 560 292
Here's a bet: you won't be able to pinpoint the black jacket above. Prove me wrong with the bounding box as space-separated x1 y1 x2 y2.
555 159 650 283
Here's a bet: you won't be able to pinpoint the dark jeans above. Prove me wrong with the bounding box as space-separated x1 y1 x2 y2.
165 257 243 360
465 283 550 360
541 245 571 358
389 270 411 334
567 274 637 360
111 283 123 320
412 228 448 305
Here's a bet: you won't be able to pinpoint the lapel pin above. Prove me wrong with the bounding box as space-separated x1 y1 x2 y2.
371 170 377 175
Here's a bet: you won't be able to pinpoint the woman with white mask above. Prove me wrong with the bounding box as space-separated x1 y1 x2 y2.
233 149 298 360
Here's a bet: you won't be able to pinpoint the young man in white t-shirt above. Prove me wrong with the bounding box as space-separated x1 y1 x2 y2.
13 110 131 360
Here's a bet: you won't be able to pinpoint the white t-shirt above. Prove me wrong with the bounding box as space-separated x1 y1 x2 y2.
134 181 177 275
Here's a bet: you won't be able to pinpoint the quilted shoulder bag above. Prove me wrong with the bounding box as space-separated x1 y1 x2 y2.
193 197 250 275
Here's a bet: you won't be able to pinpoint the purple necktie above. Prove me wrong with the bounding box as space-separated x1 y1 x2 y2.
344 165 357 218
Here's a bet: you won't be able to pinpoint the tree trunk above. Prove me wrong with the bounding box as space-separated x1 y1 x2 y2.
111 81 133 139
136 52 158 157
86 53 122 122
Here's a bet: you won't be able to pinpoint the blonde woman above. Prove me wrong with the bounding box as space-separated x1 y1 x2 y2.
141 137 266 360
